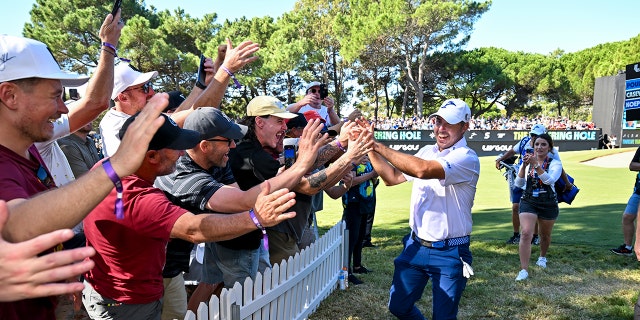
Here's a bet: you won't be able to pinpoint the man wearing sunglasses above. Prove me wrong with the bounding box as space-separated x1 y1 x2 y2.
100 39 260 158
287 81 341 128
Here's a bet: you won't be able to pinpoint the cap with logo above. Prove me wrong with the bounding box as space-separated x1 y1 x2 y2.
529 124 547 136
119 113 200 151
0 35 89 87
302 110 337 136
428 98 471 124
302 110 326 123
112 63 158 100
184 108 247 141
246 96 297 119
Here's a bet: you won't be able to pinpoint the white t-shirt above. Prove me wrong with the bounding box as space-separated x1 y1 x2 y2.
35 114 75 186
403 139 480 241
99 108 131 157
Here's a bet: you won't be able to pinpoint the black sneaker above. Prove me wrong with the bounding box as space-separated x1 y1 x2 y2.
506 234 520 245
532 235 540 245
362 241 377 248
611 244 634 256
353 266 371 274
348 274 363 285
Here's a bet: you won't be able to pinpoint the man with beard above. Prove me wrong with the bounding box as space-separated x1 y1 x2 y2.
362 99 479 320
154 108 325 319
230 96 372 265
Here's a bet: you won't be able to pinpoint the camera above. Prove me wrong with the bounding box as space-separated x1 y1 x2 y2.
283 145 296 169
525 148 534 155
319 84 328 100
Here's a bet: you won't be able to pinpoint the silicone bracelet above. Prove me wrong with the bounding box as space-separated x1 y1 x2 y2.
249 209 268 250
102 159 124 219
336 140 347 152
221 65 242 89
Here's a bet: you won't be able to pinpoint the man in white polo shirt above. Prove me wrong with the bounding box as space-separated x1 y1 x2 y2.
364 98 479 320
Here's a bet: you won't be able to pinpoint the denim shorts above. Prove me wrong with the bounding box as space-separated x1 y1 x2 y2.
624 193 640 216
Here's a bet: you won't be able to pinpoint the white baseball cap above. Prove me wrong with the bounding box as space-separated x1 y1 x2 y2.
530 124 547 136
0 35 89 87
305 81 321 93
111 63 158 100
428 98 471 124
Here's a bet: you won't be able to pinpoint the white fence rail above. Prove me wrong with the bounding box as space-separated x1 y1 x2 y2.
184 220 346 320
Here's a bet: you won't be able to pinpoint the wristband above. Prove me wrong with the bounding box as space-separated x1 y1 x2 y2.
101 42 130 63
336 140 346 152
102 159 124 220
220 65 242 89
249 209 268 251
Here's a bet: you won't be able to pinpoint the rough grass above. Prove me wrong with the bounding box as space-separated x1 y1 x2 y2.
310 148 640 320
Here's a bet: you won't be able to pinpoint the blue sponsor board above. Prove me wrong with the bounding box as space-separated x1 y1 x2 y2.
626 98 640 110
626 78 640 91
627 89 640 99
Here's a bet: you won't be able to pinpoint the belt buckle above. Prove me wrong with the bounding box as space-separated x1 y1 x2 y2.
431 241 445 248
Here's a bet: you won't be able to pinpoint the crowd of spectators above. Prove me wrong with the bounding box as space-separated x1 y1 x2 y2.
372 115 596 131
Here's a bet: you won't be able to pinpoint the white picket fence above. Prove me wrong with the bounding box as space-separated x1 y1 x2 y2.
184 220 347 320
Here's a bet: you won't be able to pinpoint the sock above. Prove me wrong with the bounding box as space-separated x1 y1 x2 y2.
625 245 632 250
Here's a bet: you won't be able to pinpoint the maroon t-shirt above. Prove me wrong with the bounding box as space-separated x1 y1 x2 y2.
0 144 57 320
84 173 187 304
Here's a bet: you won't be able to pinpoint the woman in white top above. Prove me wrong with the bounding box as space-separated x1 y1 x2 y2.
513 133 563 281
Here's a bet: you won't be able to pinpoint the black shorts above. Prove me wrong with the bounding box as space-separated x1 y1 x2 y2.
519 192 559 220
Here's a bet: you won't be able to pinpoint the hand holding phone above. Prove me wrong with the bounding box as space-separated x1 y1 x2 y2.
111 0 122 22
196 54 206 88
283 145 296 169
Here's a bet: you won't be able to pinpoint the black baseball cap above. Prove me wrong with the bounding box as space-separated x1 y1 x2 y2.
183 108 247 140
119 113 201 151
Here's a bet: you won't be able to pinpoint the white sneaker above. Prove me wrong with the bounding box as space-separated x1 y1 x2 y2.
536 256 547 269
515 269 528 281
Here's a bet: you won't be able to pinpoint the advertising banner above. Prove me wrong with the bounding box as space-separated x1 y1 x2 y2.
375 130 601 156
625 62 640 121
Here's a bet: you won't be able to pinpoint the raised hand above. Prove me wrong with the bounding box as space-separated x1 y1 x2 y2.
252 181 297 227
295 119 332 171
220 38 260 74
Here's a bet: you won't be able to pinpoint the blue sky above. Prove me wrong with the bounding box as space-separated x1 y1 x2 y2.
1 0 637 54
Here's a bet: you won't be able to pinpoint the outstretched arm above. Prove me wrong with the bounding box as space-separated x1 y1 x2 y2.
5 94 167 242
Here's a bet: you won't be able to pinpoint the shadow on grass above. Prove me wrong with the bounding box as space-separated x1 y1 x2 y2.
313 202 637 320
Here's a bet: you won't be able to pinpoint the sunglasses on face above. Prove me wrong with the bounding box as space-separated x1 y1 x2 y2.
308 88 320 94
124 82 153 94
206 138 233 147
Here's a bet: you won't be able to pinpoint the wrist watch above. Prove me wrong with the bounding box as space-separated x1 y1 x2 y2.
533 163 540 169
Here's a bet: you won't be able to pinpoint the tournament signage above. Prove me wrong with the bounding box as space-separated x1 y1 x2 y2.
625 62 640 121
375 130 600 156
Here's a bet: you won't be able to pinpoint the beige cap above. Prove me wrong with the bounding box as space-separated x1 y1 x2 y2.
246 96 297 119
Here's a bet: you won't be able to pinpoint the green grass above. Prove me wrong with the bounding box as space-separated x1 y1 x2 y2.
310 147 640 320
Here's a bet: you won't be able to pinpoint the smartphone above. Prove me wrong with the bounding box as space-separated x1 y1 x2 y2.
284 145 296 169
319 84 329 99
196 54 206 87
525 148 534 155
110 0 122 21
